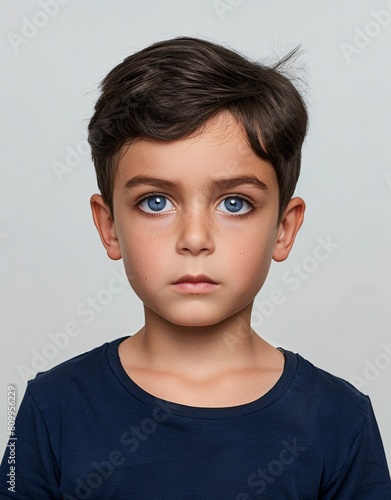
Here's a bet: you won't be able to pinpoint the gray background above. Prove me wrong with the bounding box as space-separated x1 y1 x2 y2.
1 0 391 466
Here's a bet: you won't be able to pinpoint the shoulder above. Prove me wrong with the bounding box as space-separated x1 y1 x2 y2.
281 350 384 482
285 349 372 435
288 349 369 402
283 352 391 492
26 337 126 408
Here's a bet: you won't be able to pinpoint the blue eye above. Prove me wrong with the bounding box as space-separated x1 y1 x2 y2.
138 194 174 213
217 196 252 215
138 193 253 215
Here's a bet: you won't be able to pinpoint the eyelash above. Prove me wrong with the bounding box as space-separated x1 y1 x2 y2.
135 192 256 219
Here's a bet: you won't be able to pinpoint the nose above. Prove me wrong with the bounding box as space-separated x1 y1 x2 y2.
175 207 215 256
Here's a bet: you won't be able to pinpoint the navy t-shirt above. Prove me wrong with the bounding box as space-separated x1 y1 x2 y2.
1 336 390 499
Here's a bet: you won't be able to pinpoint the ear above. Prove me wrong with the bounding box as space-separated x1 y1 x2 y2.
90 194 122 261
272 197 305 262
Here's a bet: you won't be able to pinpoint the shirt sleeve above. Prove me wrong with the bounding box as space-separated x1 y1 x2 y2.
322 396 391 499
0 387 61 499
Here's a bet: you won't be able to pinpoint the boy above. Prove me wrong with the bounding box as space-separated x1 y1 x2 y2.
1 36 390 499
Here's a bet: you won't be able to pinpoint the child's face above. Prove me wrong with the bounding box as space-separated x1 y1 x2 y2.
91 111 303 327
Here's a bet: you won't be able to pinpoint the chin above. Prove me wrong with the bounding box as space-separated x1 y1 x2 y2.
163 311 227 328
170 317 221 328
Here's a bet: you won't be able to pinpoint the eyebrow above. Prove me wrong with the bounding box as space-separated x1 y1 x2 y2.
123 174 269 193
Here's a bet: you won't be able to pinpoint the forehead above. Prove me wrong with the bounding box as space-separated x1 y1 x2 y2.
114 111 278 192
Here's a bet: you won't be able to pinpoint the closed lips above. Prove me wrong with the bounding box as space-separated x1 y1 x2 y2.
172 275 218 284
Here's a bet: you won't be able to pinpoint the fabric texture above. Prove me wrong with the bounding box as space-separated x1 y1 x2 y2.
1 336 390 499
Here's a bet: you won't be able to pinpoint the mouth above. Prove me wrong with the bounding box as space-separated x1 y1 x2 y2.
171 274 220 294
171 274 218 285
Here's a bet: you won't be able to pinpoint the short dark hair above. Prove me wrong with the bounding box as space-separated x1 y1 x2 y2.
88 36 308 221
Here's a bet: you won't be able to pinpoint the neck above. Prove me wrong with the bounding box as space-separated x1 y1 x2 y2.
125 302 272 379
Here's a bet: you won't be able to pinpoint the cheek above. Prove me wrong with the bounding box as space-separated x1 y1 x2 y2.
117 228 146 279
119 229 169 286
233 228 276 280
